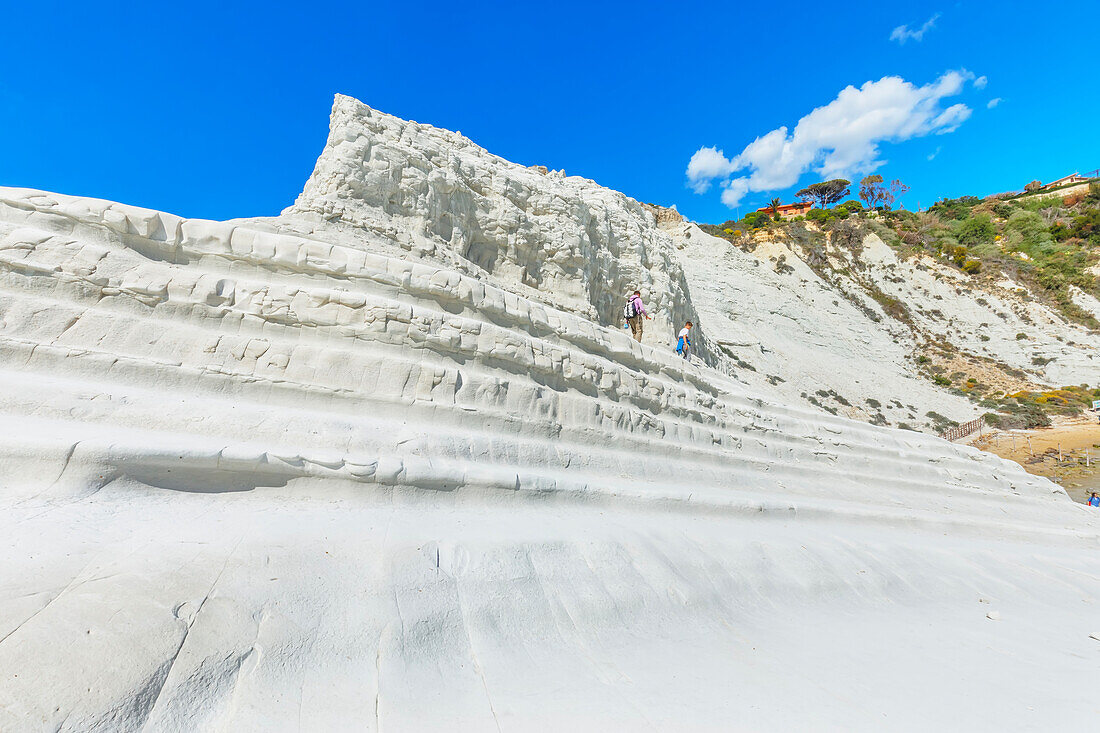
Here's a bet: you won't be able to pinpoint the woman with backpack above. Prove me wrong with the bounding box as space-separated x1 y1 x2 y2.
624 290 650 342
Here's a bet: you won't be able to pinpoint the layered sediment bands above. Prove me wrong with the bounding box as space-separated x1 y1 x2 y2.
2 96 1100 731
0 187 1068 519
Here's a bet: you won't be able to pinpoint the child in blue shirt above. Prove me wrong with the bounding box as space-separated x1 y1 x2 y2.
676 321 693 360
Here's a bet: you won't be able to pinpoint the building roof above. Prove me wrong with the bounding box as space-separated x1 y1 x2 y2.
1043 172 1088 189
755 201 813 212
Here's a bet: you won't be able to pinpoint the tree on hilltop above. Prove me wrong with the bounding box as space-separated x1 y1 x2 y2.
768 197 782 220
859 175 910 212
796 179 850 209
888 178 911 209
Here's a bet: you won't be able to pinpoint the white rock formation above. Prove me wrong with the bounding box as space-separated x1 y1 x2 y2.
668 222 976 425
274 94 697 347
663 220 1100 429
1 96 1099 730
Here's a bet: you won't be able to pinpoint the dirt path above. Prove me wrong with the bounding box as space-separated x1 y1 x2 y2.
970 415 1100 504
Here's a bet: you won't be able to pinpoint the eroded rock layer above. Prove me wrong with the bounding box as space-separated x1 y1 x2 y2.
282 94 697 343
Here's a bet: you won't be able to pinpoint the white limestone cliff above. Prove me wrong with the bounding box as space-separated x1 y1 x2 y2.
277 94 697 348
1 96 1099 731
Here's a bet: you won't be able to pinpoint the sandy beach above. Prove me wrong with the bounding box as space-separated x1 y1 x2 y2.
971 414 1100 503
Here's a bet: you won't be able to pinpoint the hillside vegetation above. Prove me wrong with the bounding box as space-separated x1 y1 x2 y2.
704 181 1100 326
692 182 1100 430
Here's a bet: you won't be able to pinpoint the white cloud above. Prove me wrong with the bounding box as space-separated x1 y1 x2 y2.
720 179 750 208
927 146 941 161
685 147 737 193
973 75 988 89
890 13 941 44
987 97 1002 109
931 103 972 133
686 71 975 208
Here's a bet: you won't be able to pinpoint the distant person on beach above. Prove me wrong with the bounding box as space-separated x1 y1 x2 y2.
676 321 693 360
1089 492 1100 508
624 290 650 342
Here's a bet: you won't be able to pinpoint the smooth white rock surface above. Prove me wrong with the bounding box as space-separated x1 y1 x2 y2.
1 96 1099 731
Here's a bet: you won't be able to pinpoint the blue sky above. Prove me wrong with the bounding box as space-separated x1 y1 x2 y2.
1 1 1097 224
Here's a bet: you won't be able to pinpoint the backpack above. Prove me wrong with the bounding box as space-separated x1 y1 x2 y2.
624 300 637 319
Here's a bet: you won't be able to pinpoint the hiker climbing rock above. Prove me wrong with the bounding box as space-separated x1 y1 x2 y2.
624 290 650 342
676 321 693 360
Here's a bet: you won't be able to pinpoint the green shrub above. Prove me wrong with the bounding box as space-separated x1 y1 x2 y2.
741 211 771 229
957 214 995 247
1056 208 1100 244
929 196 981 220
950 245 968 267
983 411 1048 430
984 402 1051 429
1005 210 1052 250
834 200 864 218
806 208 837 224
926 411 959 427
